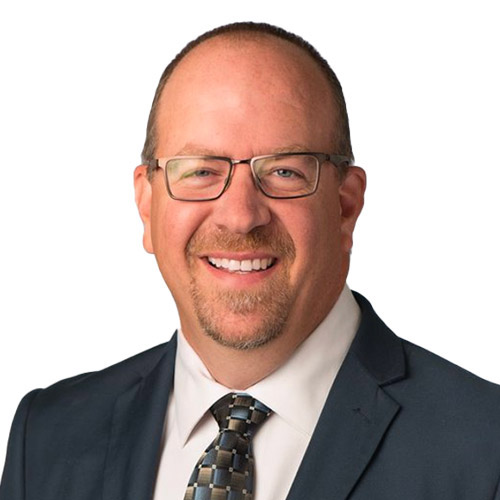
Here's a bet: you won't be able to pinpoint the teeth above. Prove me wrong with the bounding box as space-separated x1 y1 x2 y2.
207 257 275 272
240 260 252 272
229 260 240 271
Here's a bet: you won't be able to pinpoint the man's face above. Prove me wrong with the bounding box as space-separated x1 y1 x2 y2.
135 36 365 352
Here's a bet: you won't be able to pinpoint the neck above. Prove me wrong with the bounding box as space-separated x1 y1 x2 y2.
181 287 344 389
187 332 303 389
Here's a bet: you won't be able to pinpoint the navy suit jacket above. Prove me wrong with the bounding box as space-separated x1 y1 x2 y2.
2 293 500 499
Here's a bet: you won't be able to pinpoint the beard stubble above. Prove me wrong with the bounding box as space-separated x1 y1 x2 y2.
186 225 297 350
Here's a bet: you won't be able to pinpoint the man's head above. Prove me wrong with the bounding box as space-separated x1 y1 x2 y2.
134 22 366 376
141 22 354 173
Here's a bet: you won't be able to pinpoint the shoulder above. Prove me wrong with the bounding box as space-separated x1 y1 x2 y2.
383 340 500 483
25 338 176 424
353 291 500 412
352 291 500 446
0 339 177 494
399 338 500 414
379 337 500 471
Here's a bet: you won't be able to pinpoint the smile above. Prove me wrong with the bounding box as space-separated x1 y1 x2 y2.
207 257 276 272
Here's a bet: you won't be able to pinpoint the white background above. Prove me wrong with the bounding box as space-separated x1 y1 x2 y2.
1 0 499 463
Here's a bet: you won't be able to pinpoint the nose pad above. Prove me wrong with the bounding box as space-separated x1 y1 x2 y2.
223 159 260 194
212 163 272 234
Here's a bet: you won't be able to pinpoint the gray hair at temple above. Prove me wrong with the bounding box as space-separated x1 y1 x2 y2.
141 22 354 177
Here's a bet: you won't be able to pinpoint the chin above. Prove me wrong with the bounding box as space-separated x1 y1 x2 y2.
198 311 287 351
189 271 295 351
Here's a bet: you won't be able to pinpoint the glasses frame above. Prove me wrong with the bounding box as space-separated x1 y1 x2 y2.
148 152 351 201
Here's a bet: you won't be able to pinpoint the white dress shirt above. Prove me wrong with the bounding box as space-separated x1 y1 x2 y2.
153 285 361 500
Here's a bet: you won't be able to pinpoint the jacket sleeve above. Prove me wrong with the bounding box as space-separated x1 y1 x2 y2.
0 389 42 500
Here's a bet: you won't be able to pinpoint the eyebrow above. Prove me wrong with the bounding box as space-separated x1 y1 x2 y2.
173 143 313 157
174 144 218 156
271 144 313 154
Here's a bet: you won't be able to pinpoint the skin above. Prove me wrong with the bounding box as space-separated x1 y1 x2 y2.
134 35 366 389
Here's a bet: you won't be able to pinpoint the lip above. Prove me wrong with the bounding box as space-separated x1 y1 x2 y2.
200 254 278 288
199 251 276 260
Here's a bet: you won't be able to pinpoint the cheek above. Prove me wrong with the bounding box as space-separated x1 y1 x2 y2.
150 196 209 277
306 215 341 262
284 199 341 277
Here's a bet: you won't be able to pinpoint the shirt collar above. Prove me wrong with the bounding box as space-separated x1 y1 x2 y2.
174 284 361 445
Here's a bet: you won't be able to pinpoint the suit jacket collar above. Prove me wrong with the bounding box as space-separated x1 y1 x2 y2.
103 335 177 500
286 292 406 500
102 292 406 500
349 292 406 386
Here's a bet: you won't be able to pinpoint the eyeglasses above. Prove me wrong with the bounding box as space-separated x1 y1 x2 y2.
148 152 350 201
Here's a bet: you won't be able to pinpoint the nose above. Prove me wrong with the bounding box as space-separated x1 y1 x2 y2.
211 163 272 234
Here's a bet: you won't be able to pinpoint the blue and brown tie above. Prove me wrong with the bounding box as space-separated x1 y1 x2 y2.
184 393 272 500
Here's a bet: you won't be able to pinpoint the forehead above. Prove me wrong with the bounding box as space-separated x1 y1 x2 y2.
156 35 336 156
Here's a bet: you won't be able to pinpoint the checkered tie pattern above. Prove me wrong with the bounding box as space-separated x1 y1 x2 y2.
184 393 272 500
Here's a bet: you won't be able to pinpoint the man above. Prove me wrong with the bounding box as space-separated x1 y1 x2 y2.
1 21 500 500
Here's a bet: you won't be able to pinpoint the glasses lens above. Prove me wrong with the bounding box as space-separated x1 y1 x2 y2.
253 154 319 197
166 157 231 200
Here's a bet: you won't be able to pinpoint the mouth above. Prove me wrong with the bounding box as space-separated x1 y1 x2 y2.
206 256 277 273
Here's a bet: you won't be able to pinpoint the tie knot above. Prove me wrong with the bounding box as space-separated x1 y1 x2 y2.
210 393 272 438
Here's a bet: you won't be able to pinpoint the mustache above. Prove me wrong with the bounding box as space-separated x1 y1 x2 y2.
186 225 296 259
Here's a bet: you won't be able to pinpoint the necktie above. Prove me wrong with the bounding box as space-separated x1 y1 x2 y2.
184 393 272 500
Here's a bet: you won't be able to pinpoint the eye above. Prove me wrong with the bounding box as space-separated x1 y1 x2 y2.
180 168 218 179
272 168 303 179
190 169 211 177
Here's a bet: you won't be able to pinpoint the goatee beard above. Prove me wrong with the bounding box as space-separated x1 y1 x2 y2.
186 226 296 350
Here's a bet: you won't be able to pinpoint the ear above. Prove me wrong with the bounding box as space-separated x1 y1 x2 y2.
134 165 154 254
338 166 366 253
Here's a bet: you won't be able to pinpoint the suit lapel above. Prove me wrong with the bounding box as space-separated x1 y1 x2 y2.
103 335 177 500
286 293 406 500
101 294 404 500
